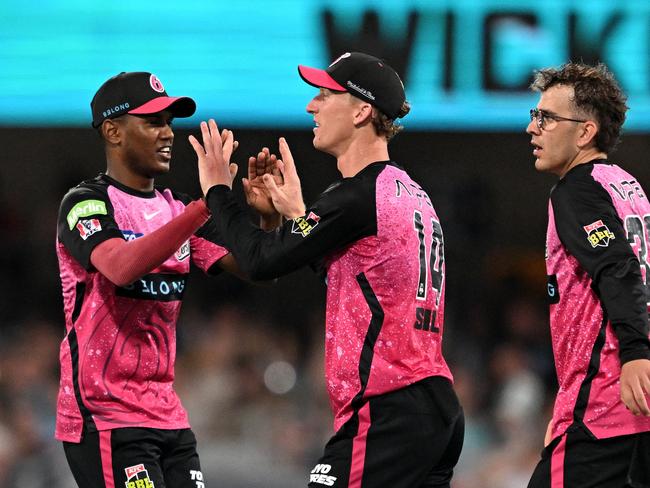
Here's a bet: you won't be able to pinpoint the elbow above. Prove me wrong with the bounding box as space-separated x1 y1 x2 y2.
105 275 135 288
247 266 277 282
243 260 281 282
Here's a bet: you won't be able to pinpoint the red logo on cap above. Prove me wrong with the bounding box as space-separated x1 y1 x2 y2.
149 74 165 93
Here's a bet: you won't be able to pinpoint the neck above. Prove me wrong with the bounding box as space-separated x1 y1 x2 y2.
105 156 154 192
336 135 390 178
559 147 608 178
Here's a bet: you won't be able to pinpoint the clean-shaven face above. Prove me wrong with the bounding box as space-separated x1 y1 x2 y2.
118 110 175 178
526 84 587 177
306 88 359 157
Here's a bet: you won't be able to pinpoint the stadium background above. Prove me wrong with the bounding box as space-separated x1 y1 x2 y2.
2 1 650 486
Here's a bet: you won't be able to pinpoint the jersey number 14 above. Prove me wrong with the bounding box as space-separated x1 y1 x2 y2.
413 210 444 305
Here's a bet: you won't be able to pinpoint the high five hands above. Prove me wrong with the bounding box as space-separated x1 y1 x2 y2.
189 119 238 194
189 120 306 220
257 138 306 219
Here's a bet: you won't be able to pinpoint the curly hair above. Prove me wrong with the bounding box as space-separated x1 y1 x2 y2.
530 62 628 154
371 101 411 141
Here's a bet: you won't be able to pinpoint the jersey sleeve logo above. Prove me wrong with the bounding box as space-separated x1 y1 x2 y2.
76 218 102 240
291 211 321 237
66 199 107 229
583 219 615 248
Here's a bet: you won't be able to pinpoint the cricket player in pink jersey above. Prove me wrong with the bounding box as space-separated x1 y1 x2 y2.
56 72 276 488
189 52 464 487
526 63 650 487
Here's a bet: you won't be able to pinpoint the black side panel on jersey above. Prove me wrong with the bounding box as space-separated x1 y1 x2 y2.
68 327 97 434
57 176 125 270
350 272 385 410
571 315 608 432
205 163 387 280
71 282 86 324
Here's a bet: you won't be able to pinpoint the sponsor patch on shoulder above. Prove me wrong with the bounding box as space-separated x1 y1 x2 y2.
76 219 101 240
583 219 615 248
125 463 155 488
66 199 107 229
291 211 321 237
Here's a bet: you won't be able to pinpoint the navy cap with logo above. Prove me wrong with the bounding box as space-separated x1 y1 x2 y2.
90 72 196 128
298 52 406 120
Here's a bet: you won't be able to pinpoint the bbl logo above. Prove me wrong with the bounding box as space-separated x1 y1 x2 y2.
125 464 155 488
583 219 615 248
291 211 321 237
76 218 102 240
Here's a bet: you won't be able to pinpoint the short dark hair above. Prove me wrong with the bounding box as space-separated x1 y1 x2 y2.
372 100 411 141
530 62 628 154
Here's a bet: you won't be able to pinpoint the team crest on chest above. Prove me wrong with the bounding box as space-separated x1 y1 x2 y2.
583 219 615 248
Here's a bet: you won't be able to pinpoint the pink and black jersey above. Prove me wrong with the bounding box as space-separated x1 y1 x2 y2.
206 161 453 431
56 174 228 443
545 160 650 440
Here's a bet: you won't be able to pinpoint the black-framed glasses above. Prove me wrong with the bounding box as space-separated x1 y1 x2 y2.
529 108 587 130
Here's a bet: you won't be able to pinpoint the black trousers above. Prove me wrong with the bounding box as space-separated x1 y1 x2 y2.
528 427 650 488
63 427 204 488
308 376 465 488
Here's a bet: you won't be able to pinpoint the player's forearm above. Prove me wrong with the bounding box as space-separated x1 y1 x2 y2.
205 185 305 280
91 200 210 286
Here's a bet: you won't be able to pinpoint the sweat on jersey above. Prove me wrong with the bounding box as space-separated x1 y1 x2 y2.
206 161 453 432
546 160 650 440
55 174 229 443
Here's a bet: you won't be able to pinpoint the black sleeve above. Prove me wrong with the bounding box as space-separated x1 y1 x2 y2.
204 180 377 280
57 185 125 269
168 188 227 247
552 176 650 363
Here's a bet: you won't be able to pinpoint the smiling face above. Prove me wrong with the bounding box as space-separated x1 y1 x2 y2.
526 84 589 177
113 111 175 179
305 88 360 157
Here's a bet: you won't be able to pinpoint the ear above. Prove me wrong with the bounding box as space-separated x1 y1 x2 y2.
101 119 122 145
576 120 599 149
350 99 373 126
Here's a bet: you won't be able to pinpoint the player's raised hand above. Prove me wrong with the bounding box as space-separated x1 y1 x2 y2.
188 119 238 195
262 137 306 219
242 147 283 218
620 358 650 416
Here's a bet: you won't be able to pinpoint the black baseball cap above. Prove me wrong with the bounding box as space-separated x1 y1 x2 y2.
90 72 196 128
298 52 406 120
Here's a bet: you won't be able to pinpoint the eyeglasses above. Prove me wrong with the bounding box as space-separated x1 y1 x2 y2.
529 108 587 130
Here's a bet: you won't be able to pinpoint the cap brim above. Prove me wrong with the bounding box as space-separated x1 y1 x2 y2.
128 96 196 118
298 65 346 91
